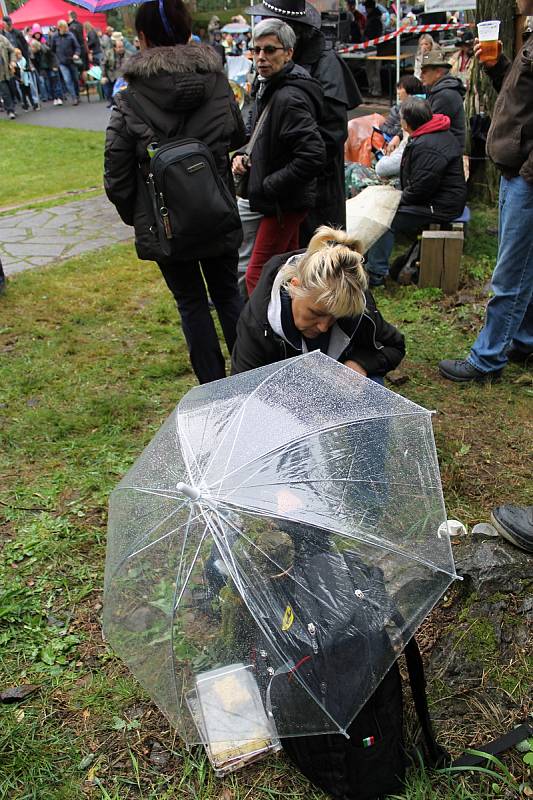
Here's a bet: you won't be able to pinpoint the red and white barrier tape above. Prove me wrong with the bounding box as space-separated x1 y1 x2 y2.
338 22 473 53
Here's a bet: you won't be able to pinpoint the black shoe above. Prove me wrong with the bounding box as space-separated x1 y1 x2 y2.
506 346 533 366
438 359 502 383
368 273 386 288
490 505 533 553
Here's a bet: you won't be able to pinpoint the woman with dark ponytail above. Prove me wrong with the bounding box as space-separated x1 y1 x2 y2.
104 0 246 385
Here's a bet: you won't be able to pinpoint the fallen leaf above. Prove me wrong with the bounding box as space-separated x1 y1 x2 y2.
14 709 25 722
82 709 90 721
218 789 234 800
79 754 95 770
0 685 39 703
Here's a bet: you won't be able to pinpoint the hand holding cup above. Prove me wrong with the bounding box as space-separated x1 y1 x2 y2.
476 20 502 66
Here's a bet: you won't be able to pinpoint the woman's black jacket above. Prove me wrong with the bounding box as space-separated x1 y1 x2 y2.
231 251 405 376
242 62 326 217
399 126 467 220
104 43 246 263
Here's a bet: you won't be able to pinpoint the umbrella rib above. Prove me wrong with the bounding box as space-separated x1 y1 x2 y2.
114 486 188 501
215 499 457 579
106 501 190 583
127 509 205 560
176 402 202 486
219 477 441 493
173 526 211 612
208 410 430 492
202 358 310 491
211 503 337 607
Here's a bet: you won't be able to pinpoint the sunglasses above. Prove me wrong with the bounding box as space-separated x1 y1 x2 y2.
253 45 286 56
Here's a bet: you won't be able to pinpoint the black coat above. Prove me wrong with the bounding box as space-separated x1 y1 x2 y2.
364 9 383 39
244 62 326 217
293 29 362 239
231 251 405 376
104 43 246 263
399 125 467 220
51 31 80 65
426 75 466 150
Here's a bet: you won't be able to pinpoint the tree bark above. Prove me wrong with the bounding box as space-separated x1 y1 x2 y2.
466 0 517 201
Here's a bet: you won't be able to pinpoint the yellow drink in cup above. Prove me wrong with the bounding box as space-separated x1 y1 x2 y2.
477 20 501 63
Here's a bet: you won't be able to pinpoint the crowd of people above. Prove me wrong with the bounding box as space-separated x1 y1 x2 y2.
0 12 140 116
100 0 532 406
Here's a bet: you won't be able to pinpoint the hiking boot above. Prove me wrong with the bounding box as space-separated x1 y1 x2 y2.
490 505 533 554
438 359 502 383
506 346 533 366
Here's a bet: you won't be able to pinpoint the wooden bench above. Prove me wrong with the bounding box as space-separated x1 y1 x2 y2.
417 207 470 293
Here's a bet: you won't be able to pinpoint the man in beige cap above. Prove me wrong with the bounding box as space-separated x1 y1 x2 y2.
421 49 466 150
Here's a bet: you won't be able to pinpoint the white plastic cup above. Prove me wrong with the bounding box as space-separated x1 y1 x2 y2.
477 20 500 41
477 20 501 63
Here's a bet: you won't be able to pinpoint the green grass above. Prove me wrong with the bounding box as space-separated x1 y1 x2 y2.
0 123 104 207
1 207 531 798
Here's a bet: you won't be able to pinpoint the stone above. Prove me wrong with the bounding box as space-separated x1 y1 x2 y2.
4 242 66 258
455 539 533 594
123 606 159 633
149 742 170 769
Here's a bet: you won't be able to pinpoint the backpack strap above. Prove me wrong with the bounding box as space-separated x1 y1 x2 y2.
452 717 533 767
126 88 182 147
404 637 451 768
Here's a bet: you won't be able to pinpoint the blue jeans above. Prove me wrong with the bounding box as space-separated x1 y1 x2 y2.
59 62 79 99
365 210 436 281
468 175 533 373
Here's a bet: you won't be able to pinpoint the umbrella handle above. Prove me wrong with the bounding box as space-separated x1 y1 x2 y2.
176 482 201 502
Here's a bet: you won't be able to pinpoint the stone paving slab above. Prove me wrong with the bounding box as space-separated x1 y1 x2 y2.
1 194 132 277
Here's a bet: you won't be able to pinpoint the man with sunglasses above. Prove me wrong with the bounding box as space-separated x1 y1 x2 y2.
232 18 325 295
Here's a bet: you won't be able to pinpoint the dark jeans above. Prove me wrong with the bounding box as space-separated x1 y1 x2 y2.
158 254 243 384
0 79 14 113
366 210 441 281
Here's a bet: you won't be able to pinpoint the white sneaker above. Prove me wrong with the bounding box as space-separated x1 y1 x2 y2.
56 98 63 106
53 98 58 105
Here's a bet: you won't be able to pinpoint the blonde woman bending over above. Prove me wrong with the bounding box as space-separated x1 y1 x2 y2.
231 226 405 381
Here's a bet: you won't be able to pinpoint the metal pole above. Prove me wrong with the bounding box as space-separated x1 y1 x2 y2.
395 1 401 93
0 0 8 17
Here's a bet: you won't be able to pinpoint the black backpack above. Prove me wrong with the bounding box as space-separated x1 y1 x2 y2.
251 538 449 800
127 90 242 261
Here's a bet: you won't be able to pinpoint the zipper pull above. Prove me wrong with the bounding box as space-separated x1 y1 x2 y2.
307 622 318 654
160 207 172 239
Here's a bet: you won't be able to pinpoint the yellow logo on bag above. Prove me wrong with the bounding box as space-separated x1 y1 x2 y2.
281 604 294 631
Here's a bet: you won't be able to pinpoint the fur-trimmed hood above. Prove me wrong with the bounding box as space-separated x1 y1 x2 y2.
119 42 225 117
123 42 222 80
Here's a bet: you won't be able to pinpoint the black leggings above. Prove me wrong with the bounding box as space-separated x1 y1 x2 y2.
158 253 243 384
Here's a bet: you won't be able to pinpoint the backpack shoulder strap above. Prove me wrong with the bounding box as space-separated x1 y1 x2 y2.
452 717 533 767
126 88 183 146
404 636 451 768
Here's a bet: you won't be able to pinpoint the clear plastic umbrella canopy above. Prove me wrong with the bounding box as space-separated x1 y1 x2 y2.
104 352 457 770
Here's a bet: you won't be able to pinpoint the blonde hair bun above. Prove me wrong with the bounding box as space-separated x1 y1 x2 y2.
279 226 368 319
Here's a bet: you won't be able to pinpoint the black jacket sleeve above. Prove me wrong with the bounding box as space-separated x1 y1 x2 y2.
345 307 405 376
262 93 326 199
227 85 247 151
231 310 274 374
104 110 138 227
484 54 511 93
401 144 448 207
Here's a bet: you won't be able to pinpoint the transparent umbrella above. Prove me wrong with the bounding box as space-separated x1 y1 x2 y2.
104 352 458 774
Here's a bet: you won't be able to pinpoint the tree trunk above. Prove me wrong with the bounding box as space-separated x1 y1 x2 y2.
466 0 516 202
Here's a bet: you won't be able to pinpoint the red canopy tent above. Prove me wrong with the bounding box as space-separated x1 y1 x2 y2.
10 0 107 30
